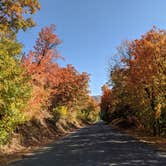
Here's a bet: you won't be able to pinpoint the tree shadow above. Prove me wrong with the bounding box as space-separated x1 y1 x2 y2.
10 122 166 166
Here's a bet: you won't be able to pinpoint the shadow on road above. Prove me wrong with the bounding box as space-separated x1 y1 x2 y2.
10 122 166 166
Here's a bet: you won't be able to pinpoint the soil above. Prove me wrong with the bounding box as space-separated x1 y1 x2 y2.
110 124 166 152
0 118 85 166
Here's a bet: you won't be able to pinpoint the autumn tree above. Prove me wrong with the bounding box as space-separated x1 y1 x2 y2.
100 85 112 121
0 1 96 145
0 0 40 34
50 65 90 111
101 27 166 135
125 28 166 135
22 25 91 123
22 25 62 117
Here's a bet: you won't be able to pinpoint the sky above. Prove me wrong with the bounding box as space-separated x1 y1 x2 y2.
18 0 166 96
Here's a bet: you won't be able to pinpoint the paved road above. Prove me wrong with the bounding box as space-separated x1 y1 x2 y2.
10 122 166 166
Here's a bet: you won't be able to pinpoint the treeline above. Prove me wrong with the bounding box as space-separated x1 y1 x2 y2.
0 1 99 145
101 28 166 136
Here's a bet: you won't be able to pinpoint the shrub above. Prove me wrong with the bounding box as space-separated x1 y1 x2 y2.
52 106 68 122
77 98 100 123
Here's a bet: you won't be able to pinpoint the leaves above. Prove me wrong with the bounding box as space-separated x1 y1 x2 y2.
22 25 91 122
101 27 166 136
0 1 98 145
0 0 40 34
0 37 31 144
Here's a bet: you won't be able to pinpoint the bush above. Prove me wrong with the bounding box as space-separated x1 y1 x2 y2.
77 98 100 123
52 106 68 122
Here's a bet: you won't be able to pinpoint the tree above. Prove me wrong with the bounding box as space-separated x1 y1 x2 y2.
0 0 40 144
102 27 166 135
100 85 112 121
51 65 90 111
0 0 40 34
0 37 31 144
22 25 62 116
126 28 166 135
79 97 99 123
22 25 91 123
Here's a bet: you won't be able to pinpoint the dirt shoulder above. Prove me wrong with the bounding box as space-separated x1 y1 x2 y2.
0 133 67 166
110 124 166 152
0 118 86 166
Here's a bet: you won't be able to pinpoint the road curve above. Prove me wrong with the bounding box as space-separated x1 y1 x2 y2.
10 121 166 166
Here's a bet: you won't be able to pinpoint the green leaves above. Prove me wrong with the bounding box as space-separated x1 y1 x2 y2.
0 0 38 144
0 37 31 144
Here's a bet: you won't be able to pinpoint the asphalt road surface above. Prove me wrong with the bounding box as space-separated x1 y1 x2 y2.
10 121 166 166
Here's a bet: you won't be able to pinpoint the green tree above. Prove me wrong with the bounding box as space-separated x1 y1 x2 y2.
0 0 40 144
0 37 31 144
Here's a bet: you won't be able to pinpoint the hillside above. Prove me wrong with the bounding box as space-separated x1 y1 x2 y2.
92 95 101 103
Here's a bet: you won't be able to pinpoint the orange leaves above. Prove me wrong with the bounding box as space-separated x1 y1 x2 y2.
51 65 90 109
23 25 62 86
128 28 166 84
22 25 62 114
123 28 166 102
101 85 111 110
34 25 62 64
22 25 90 115
101 27 166 135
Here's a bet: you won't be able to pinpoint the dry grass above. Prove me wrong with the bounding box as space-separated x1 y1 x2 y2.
0 117 85 166
110 124 166 152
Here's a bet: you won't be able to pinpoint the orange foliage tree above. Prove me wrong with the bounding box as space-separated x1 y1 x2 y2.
0 0 40 34
50 65 90 111
125 28 166 135
22 25 92 121
101 27 166 135
22 25 62 117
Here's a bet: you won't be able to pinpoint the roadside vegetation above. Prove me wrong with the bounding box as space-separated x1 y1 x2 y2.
0 1 99 160
101 28 166 137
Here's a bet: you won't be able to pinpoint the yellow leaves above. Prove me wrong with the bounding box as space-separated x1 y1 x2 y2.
24 0 41 10
155 103 162 119
0 0 40 34
52 106 68 121
10 3 23 18
0 98 4 107
101 27 166 136
0 37 22 57
0 37 31 144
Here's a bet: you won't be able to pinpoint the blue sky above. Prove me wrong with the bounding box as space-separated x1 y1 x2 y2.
18 0 166 95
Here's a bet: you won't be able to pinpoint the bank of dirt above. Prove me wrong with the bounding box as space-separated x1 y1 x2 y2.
0 118 86 166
